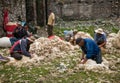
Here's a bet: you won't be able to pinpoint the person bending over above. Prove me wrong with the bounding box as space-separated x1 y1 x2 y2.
76 38 102 64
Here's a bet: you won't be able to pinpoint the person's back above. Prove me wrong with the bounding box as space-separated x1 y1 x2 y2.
94 33 106 45
48 12 55 26
81 38 100 58
76 38 102 64
64 30 73 41
94 28 106 46
13 26 28 39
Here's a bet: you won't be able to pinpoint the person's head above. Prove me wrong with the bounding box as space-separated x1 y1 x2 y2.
73 29 78 35
76 38 84 47
65 35 71 42
23 23 29 31
95 28 104 35
17 21 22 27
48 9 52 14
27 36 36 44
17 16 22 21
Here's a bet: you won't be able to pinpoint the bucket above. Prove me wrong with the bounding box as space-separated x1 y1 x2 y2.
6 22 17 37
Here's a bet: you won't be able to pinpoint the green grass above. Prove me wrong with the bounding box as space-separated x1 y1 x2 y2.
0 53 120 83
54 23 119 39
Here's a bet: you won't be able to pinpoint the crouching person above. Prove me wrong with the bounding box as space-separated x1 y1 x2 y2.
94 28 107 53
10 36 35 60
76 38 102 64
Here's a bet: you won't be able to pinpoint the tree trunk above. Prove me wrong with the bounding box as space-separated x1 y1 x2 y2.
26 0 37 25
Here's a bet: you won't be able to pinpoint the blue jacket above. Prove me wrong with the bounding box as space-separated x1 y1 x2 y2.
9 37 19 46
94 33 106 45
10 39 31 57
81 38 100 59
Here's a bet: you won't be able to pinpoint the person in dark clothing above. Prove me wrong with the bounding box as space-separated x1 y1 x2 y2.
10 36 35 60
76 38 102 64
94 28 107 53
12 22 29 39
64 30 77 42
94 28 106 48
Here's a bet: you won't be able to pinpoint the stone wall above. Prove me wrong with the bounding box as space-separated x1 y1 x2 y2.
48 0 120 20
0 0 120 27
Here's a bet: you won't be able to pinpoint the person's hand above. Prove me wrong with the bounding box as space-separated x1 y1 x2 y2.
81 57 84 60
30 54 34 59
80 59 84 64
15 30 18 32
99 45 101 48
80 58 88 64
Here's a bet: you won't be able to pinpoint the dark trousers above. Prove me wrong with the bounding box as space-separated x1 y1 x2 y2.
47 25 53 37
92 50 102 64
11 52 22 60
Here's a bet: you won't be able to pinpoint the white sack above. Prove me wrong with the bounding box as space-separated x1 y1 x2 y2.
0 37 11 47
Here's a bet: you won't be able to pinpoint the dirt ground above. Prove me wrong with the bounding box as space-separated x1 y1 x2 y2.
36 27 48 37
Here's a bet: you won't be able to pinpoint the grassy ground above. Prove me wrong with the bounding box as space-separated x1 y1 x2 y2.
0 53 120 83
0 20 120 83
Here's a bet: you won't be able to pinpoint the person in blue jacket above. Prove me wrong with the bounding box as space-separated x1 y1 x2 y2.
94 28 106 48
94 28 107 53
10 36 35 60
76 38 102 64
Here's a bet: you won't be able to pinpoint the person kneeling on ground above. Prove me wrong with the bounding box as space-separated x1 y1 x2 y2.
76 38 102 64
64 29 78 42
10 36 36 60
94 28 106 52
0 22 33 48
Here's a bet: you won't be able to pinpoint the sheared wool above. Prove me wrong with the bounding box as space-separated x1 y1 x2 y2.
112 30 120 48
30 36 75 57
106 30 120 54
78 58 109 71
75 31 93 40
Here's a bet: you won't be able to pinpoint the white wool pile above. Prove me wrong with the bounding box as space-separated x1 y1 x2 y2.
112 30 120 48
6 54 46 67
75 31 93 40
106 31 120 54
78 58 109 71
30 36 76 58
